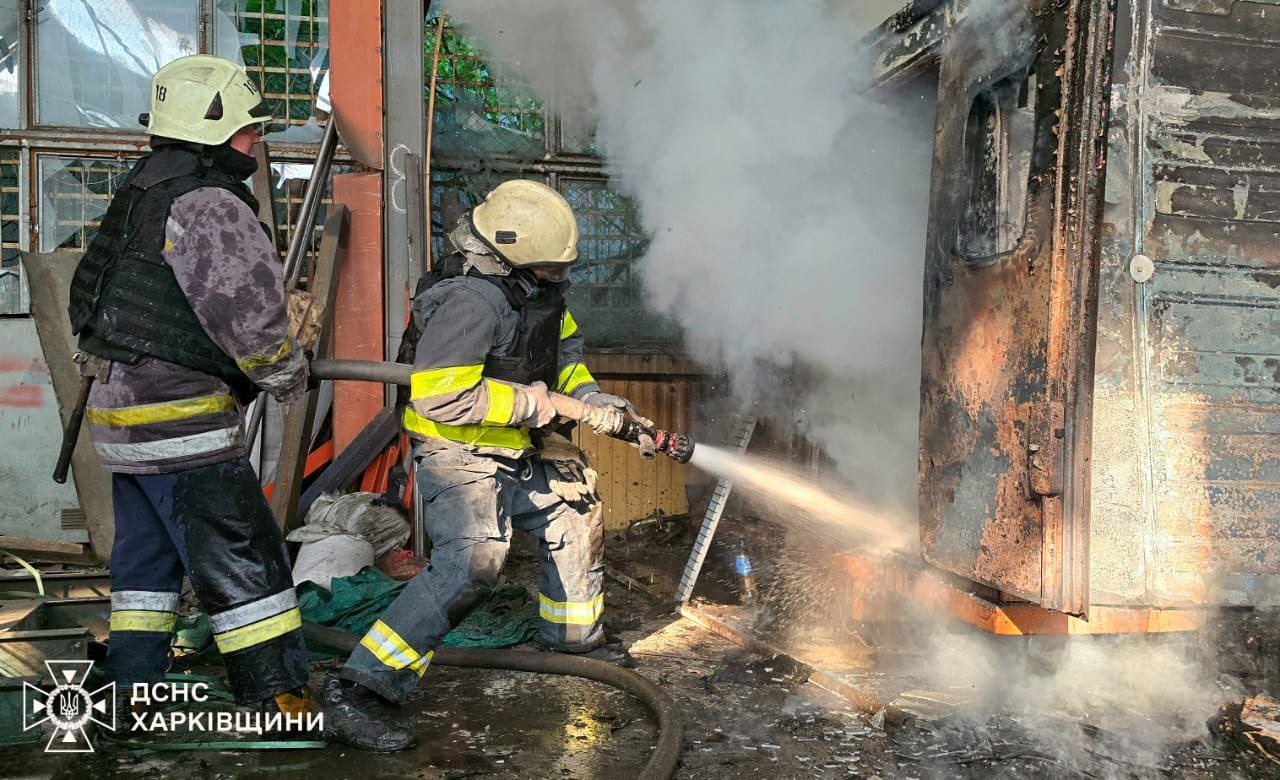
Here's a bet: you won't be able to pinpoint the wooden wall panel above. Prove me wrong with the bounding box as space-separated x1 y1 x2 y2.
572 352 705 530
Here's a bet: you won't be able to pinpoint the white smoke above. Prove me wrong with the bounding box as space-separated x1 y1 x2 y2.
442 0 935 515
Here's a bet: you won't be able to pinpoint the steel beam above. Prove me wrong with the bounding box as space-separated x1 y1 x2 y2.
382 0 427 375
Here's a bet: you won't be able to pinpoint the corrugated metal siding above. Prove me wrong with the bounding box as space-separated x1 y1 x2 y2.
571 352 701 530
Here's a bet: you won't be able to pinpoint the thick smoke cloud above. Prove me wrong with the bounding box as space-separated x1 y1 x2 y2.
443 0 934 516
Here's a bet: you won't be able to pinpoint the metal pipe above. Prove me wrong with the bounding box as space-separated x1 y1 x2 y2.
244 120 341 453
284 118 340 288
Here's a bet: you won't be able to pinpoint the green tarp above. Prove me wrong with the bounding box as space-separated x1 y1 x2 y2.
296 568 538 656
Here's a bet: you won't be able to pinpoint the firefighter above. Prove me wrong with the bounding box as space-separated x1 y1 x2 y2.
68 56 312 719
321 180 643 751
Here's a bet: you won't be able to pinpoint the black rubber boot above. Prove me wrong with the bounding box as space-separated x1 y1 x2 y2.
533 637 637 668
580 643 637 668
319 675 415 752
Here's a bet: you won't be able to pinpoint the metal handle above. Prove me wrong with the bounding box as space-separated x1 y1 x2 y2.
53 375 95 484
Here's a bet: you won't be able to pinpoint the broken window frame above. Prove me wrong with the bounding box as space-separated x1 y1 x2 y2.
935 25 1053 271
32 0 202 131
954 69 1037 265
0 0 336 317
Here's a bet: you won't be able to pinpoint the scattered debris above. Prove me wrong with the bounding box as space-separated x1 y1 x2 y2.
604 565 657 597
711 655 810 686
1211 693 1280 764
0 536 96 566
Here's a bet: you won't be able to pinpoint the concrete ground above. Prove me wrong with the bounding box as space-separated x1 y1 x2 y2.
0 520 1273 778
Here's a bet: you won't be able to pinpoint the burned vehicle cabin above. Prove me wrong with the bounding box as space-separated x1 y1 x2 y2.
870 0 1280 627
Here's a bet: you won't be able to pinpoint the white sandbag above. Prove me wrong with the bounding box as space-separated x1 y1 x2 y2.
286 492 411 559
292 534 374 591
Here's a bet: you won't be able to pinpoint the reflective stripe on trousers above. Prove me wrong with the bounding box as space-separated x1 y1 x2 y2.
538 593 604 625
110 590 180 633
210 589 303 655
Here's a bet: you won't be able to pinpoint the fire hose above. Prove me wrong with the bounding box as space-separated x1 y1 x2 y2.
309 359 695 463
305 358 687 778
303 622 682 780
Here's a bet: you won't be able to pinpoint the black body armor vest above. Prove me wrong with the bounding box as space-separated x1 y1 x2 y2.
397 252 567 403
68 146 262 402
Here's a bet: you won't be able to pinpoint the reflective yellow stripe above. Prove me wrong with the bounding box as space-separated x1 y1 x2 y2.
86 393 235 427
403 407 532 451
359 620 433 676
483 381 517 425
560 310 579 340
539 593 604 626
411 365 483 400
212 607 301 654
557 363 595 395
110 610 178 633
236 337 293 372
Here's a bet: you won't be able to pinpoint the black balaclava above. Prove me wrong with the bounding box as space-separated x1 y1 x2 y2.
206 141 259 180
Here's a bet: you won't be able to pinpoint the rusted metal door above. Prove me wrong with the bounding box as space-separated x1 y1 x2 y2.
1090 0 1280 607
917 0 1114 614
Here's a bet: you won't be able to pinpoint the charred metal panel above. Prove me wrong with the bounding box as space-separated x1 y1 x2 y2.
868 1 953 87
1092 0 1280 606
918 0 1112 614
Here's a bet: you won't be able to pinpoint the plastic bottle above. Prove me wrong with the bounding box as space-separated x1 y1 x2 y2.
735 539 758 605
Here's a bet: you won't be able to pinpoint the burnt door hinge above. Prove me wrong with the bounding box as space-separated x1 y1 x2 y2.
1027 400 1065 498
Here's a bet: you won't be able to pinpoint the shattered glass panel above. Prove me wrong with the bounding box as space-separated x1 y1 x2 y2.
0 150 23 314
428 16 546 160
560 179 677 347
0 3 21 128
265 160 348 274
217 0 330 142
36 1 200 128
38 156 132 253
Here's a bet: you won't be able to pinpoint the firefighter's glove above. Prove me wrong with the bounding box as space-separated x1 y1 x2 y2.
581 404 624 437
546 460 599 504
539 435 599 505
286 289 322 352
521 381 558 428
585 391 653 428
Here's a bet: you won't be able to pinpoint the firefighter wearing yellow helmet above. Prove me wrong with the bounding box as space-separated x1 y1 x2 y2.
321 179 648 751
69 54 314 731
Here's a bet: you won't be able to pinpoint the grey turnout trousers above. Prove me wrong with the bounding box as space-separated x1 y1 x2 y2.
341 444 606 703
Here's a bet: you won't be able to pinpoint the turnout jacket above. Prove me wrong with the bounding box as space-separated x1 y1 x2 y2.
84 152 307 474
403 253 600 456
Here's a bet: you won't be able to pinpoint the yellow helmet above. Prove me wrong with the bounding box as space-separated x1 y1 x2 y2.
143 55 273 146
470 180 579 267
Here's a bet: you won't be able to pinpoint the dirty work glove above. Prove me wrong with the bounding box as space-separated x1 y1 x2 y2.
585 391 653 428
545 459 600 504
539 434 600 504
581 404 624 436
520 381 558 428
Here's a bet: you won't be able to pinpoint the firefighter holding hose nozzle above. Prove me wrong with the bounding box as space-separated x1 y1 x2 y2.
322 180 652 751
